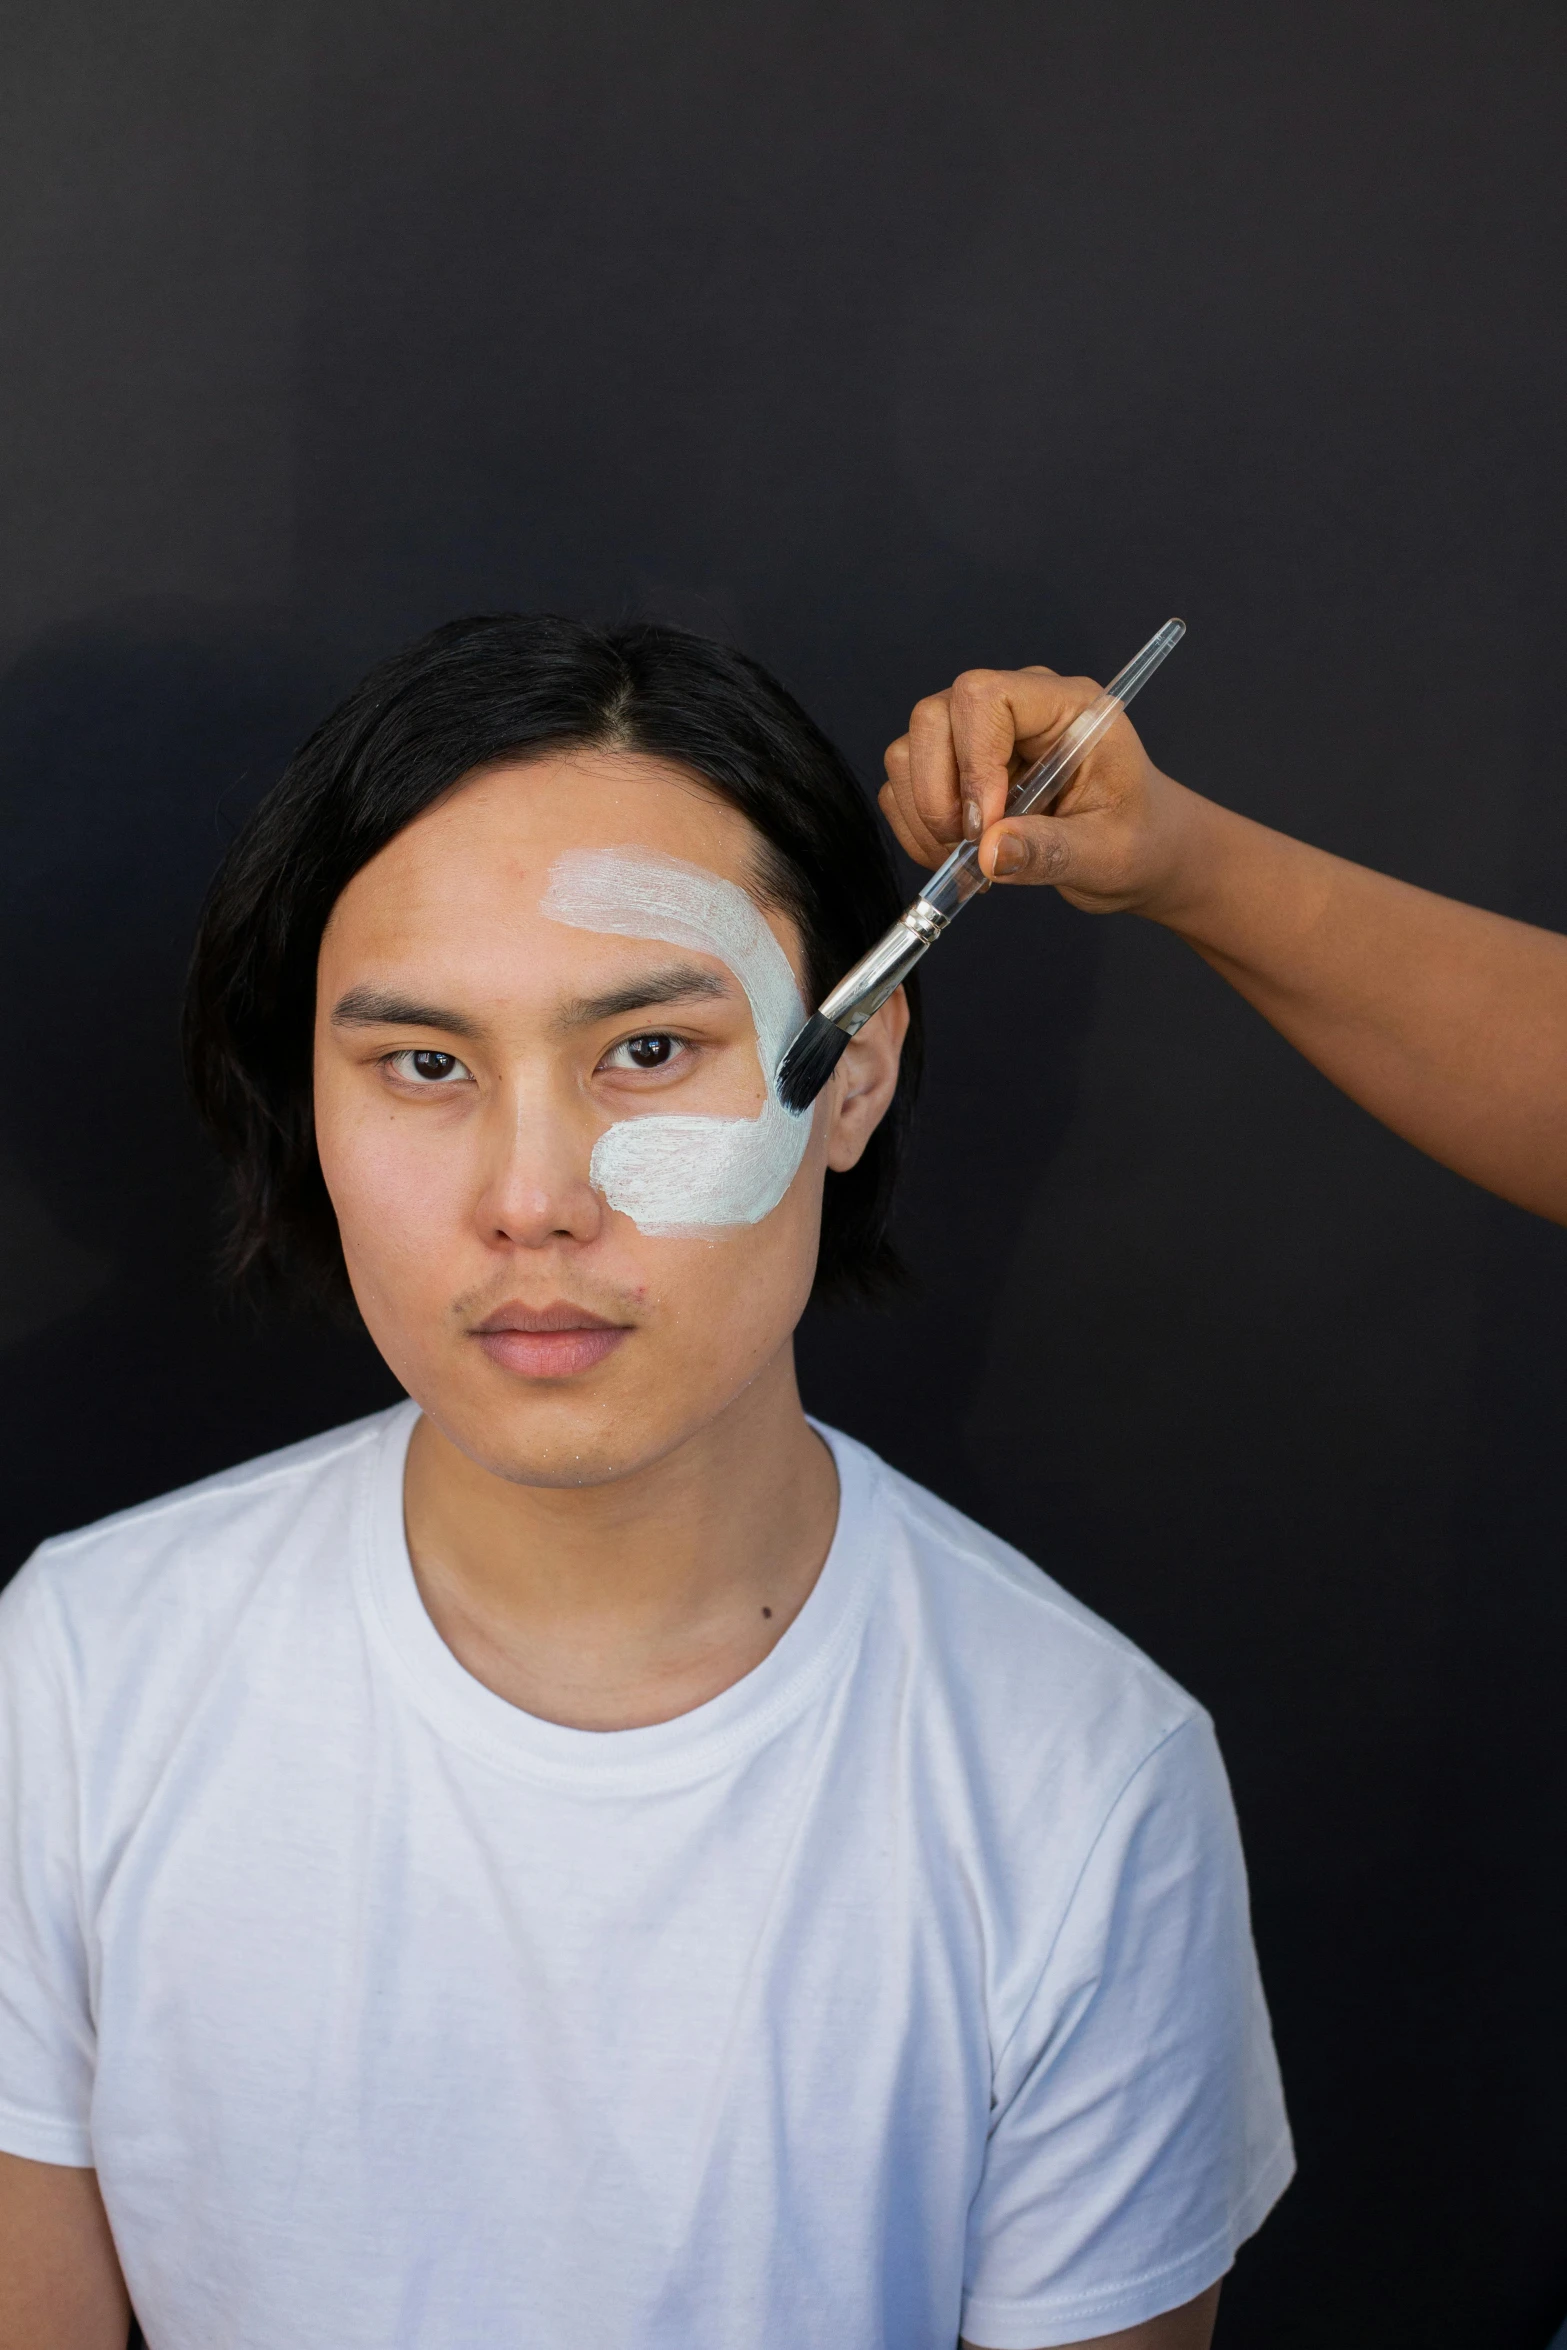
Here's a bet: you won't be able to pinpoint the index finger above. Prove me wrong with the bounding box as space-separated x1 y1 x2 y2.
946 666 1104 837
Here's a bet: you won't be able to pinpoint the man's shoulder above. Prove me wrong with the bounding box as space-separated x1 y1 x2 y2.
5 1405 405 1640
840 1431 1203 1764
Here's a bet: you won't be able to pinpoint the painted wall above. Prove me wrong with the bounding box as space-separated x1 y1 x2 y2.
3 3 1565 2339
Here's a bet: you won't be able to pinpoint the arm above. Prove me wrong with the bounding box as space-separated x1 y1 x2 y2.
881 664 1567 1226
0 2154 129 2350
962 2278 1221 2348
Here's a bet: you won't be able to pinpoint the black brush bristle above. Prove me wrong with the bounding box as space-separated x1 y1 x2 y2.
776 1013 850 1115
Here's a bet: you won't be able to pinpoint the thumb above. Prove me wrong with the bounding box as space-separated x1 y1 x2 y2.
979 814 1073 886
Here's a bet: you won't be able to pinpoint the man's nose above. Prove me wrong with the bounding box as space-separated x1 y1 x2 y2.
472 1076 607 1252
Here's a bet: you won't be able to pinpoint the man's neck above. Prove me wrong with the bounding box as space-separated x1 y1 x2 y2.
401 1351 840 1731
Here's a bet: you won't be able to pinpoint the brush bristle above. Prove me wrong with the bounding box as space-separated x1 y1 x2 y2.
775 1014 850 1115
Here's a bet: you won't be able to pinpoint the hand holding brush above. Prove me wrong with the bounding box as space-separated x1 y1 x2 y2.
776 621 1184 1115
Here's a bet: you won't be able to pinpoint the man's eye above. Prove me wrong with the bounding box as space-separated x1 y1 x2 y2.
387 1049 472 1085
606 1033 683 1072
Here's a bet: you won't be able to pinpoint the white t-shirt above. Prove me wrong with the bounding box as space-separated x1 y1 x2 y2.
0 1405 1291 2350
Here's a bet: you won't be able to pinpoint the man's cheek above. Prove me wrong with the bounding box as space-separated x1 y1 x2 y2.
327 1113 469 1262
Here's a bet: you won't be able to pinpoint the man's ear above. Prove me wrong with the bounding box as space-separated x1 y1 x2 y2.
821 987 909 1173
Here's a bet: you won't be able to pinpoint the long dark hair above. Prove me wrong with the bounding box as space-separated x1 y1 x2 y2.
183 613 922 1310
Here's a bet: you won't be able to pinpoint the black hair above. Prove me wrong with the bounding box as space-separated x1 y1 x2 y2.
183 613 922 1312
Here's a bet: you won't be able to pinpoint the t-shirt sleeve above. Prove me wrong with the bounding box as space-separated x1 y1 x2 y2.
960 1715 1294 2350
0 1559 97 2166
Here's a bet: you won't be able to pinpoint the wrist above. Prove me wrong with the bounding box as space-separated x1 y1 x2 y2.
1137 789 1338 985
1125 779 1239 929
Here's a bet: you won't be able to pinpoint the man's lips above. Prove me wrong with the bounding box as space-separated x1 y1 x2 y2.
471 1302 632 1380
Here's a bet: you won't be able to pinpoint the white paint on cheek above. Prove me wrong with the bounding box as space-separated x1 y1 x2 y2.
540 848 810 1235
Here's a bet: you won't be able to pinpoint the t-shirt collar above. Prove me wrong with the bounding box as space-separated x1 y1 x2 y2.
352 1400 885 1792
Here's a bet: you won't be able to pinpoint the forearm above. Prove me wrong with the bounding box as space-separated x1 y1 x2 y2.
0 2155 129 2350
1147 788 1567 1224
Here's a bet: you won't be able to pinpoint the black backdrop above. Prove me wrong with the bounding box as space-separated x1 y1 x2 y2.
4 4 1566 2343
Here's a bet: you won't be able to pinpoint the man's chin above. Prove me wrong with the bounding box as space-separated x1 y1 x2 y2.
484 1445 658 1491
431 1391 690 1492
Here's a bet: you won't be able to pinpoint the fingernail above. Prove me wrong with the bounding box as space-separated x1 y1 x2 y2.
962 799 982 843
991 833 1026 877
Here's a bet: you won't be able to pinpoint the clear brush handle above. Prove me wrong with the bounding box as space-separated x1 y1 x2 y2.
916 617 1186 924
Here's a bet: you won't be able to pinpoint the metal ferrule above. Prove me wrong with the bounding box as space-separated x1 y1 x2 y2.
817 896 950 1036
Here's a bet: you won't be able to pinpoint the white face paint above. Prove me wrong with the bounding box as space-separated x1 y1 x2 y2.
540 848 810 1236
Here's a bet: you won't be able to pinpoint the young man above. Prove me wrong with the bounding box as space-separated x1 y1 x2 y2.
0 617 1291 2350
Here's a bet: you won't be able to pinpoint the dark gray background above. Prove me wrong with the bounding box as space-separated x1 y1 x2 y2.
3 3 1565 2342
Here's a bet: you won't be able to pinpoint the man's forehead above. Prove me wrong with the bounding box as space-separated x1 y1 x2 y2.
323 793 804 1041
398 749 763 891
337 816 768 949
329 834 799 1000
330 844 758 956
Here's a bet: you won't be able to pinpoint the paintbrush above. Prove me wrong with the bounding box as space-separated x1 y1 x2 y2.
774 619 1186 1116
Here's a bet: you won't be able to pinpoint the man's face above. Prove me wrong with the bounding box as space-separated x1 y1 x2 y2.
313 751 902 1488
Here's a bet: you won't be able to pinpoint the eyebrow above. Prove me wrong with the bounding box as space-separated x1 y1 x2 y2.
330 987 483 1037
553 963 733 1031
329 963 734 1040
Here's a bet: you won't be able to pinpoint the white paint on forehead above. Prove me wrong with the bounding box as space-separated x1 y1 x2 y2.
539 847 810 1235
